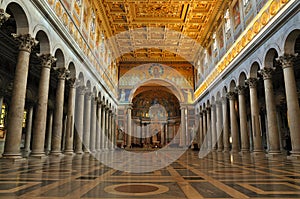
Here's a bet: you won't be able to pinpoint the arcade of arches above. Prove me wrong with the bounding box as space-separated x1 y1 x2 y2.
0 0 300 198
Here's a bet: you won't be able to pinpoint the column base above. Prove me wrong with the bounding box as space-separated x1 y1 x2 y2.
239 150 250 155
251 151 265 157
30 151 47 159
1 153 26 162
287 152 300 160
50 152 64 157
75 151 83 155
64 150 74 155
266 151 284 159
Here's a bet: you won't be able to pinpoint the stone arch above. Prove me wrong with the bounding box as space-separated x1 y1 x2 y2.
68 62 76 79
53 49 65 69
35 30 50 54
92 86 97 97
229 80 237 92
222 86 228 98
216 92 221 102
86 80 91 92
5 2 29 34
78 72 84 86
249 62 260 78
238 72 247 86
263 48 279 69
283 29 300 55
128 79 185 104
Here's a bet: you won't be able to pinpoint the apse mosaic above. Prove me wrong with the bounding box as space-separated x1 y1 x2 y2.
119 63 194 103
132 89 181 119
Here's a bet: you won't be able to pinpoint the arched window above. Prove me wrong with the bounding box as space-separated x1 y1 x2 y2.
224 9 231 34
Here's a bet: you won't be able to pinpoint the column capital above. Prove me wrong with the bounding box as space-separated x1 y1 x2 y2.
77 85 86 95
68 78 77 88
38 53 57 69
221 96 228 103
54 67 70 80
235 85 246 95
85 92 93 100
201 109 207 114
246 78 258 88
13 34 39 53
206 105 211 111
226 91 236 100
276 53 298 69
0 9 10 27
259 67 275 80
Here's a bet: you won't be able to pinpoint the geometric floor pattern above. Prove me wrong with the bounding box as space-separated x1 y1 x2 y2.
0 150 300 199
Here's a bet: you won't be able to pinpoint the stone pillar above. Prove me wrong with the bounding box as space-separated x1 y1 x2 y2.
24 105 34 152
236 85 250 153
74 86 85 154
112 113 116 149
222 97 230 152
0 9 10 27
206 106 211 150
216 101 223 152
108 110 113 150
202 110 207 150
64 79 76 155
227 92 239 153
259 68 281 154
101 104 106 150
277 54 300 156
51 68 68 155
31 54 56 157
199 112 203 148
211 104 217 151
96 100 102 151
127 105 132 148
105 107 110 150
83 92 92 153
180 106 186 147
46 111 53 154
2 34 38 159
90 97 97 153
246 78 263 153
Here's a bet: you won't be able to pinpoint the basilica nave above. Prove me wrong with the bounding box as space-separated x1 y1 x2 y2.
0 0 300 198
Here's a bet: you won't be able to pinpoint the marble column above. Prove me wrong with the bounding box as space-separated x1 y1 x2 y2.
236 86 250 153
202 110 207 150
24 105 34 152
2 34 38 158
105 107 110 150
222 97 230 152
51 68 68 155
227 92 239 153
101 104 106 150
277 54 300 156
83 92 92 153
211 104 217 151
96 100 102 151
46 111 53 154
216 101 223 152
108 110 113 150
112 113 116 149
127 105 132 148
247 78 263 153
74 86 85 154
206 106 211 150
90 97 97 153
180 106 186 147
259 68 281 154
199 112 203 148
64 79 76 155
31 54 57 157
0 9 10 27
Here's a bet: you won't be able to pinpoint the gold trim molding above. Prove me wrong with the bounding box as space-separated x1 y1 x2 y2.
194 0 290 101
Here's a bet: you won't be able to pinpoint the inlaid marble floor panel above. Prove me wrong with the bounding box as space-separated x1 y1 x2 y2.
0 151 300 199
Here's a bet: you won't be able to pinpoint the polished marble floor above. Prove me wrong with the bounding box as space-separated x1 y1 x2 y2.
0 150 300 199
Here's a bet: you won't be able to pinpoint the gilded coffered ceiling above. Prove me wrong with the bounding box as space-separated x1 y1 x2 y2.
95 0 227 63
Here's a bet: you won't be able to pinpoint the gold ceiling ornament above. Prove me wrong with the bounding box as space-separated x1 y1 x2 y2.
95 0 227 62
194 0 290 101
